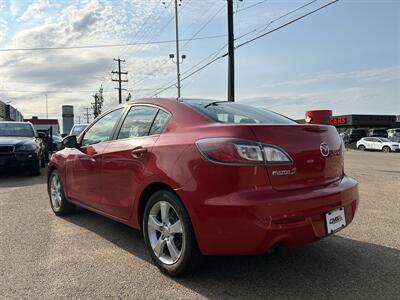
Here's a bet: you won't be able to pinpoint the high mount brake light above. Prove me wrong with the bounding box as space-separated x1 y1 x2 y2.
196 138 292 165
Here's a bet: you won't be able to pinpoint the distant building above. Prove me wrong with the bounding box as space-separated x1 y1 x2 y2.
0 100 24 121
62 105 74 134
297 112 399 132
24 117 60 135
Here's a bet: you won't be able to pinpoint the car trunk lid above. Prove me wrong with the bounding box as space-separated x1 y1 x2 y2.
249 124 344 191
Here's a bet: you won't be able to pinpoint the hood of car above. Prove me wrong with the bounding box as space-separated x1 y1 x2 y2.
0 136 36 146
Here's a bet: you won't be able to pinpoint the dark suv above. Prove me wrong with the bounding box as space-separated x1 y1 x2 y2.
368 128 388 138
344 128 367 144
0 122 46 175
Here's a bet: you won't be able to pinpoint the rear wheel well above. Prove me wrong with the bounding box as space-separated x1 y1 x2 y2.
138 182 178 229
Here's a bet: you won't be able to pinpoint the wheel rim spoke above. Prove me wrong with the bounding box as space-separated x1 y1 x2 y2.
166 239 180 261
169 220 182 234
148 215 162 232
153 237 166 258
160 202 169 224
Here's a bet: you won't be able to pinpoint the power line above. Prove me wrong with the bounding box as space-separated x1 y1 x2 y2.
236 0 338 49
181 3 226 50
147 0 339 97
0 35 227 52
235 0 319 41
234 0 268 14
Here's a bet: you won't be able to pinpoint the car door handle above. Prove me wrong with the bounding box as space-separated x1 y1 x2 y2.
131 147 147 158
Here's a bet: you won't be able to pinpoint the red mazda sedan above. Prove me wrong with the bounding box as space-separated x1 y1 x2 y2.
48 98 359 276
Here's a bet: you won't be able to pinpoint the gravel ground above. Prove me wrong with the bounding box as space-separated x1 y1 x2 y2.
0 150 399 299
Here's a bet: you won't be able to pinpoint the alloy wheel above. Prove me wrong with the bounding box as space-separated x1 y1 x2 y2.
147 201 184 265
50 174 62 211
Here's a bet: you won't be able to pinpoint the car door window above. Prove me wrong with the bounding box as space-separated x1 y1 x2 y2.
149 109 171 135
81 109 123 146
117 106 159 139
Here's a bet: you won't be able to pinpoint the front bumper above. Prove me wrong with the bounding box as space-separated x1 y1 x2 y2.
0 153 38 170
185 175 359 255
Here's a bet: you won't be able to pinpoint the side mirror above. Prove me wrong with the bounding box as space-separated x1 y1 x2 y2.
62 135 78 148
60 133 68 138
37 132 46 139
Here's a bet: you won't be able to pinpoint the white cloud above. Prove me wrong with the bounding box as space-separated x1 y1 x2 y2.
18 0 50 22
0 0 178 122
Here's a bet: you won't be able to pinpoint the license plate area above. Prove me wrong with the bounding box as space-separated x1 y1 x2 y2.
325 207 346 234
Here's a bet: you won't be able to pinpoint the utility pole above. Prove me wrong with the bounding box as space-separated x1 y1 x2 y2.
112 58 128 104
227 0 235 102
174 0 182 98
83 107 91 124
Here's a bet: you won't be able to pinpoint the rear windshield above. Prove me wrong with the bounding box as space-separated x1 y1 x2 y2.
0 123 35 137
185 101 295 124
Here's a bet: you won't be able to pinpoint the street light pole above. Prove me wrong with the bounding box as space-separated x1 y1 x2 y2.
174 0 181 98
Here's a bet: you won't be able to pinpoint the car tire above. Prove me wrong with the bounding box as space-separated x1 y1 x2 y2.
358 145 366 151
382 146 391 153
143 190 201 277
48 169 75 216
30 158 41 176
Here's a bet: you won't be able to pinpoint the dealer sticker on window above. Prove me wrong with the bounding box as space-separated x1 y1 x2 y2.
325 207 346 234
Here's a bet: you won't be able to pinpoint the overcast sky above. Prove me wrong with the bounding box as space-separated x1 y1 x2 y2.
0 0 399 126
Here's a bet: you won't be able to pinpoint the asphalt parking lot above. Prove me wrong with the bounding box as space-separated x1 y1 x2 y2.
1 150 399 299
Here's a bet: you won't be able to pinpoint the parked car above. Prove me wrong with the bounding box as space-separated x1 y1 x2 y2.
368 128 388 138
69 124 88 137
344 128 367 144
47 99 359 276
387 128 400 142
356 137 400 152
0 121 46 175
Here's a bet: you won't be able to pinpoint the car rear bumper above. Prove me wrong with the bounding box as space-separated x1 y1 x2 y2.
0 153 38 170
185 175 359 255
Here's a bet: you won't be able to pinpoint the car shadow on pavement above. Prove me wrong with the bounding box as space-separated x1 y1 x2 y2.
63 208 400 299
0 169 46 188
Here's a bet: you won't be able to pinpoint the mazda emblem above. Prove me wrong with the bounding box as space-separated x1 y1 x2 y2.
320 142 330 157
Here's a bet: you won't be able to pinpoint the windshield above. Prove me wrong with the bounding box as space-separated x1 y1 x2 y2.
71 125 87 136
0 123 35 137
372 129 387 134
185 101 296 124
351 129 366 134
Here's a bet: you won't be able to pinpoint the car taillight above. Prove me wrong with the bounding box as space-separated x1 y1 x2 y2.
263 146 292 163
195 138 292 165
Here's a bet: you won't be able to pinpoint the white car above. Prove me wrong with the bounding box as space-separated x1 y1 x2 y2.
357 137 400 153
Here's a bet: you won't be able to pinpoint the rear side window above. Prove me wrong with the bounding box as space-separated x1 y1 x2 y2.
149 110 171 135
117 106 159 139
185 101 295 124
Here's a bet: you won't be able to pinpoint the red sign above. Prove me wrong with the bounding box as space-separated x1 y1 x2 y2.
329 117 347 125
